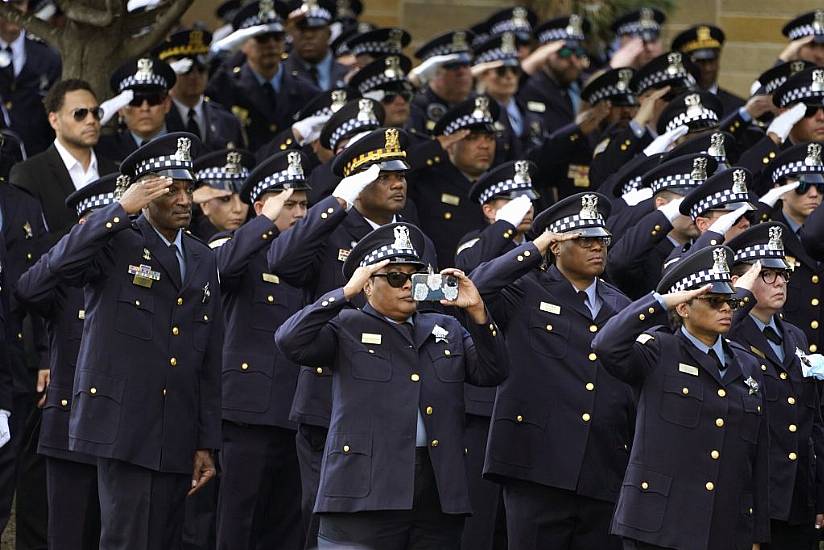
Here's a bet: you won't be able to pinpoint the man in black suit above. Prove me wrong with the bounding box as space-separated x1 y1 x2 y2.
10 79 118 247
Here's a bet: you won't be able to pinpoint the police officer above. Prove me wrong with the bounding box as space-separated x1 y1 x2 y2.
282 0 348 90
210 151 311 550
344 26 411 68
189 148 255 241
15 175 122 550
470 192 633 550
592 245 770 550
44 133 222 550
726 223 824 548
97 57 177 163
275 221 508 549
155 29 245 152
609 7 666 69
780 10 824 66
206 0 320 152
348 54 416 130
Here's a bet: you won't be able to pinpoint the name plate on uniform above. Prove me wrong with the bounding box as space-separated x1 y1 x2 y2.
128 264 161 288
338 249 351 262
441 193 460 206
527 101 546 113
361 333 382 345
678 363 699 376
262 273 280 284
539 302 561 315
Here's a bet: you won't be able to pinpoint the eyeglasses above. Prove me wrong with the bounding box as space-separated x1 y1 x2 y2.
694 295 742 310
371 271 427 288
381 90 414 103
802 104 824 118
71 107 103 122
129 93 166 107
574 236 612 249
494 65 521 78
558 47 586 59
794 180 824 194
759 269 791 285
254 32 284 43
442 61 470 71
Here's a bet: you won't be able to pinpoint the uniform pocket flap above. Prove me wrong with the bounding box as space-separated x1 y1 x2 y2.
73 369 125 403
662 374 704 401
493 397 547 429
623 464 672 496
328 432 372 457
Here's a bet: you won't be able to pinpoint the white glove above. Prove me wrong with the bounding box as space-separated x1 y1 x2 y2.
621 187 652 207
0 410 9 449
292 113 331 146
494 195 532 227
409 53 463 85
643 125 689 156
657 197 684 223
169 58 193 75
708 204 751 235
332 164 380 210
100 90 134 126
210 24 271 54
759 180 801 208
767 103 807 144
800 351 824 379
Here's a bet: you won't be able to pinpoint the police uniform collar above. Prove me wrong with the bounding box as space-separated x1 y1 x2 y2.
680 326 726 366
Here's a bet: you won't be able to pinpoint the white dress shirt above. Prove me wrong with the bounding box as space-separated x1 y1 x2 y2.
172 97 205 139
53 138 99 191
0 30 26 77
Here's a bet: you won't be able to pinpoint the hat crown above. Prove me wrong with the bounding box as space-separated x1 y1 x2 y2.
712 247 729 275
768 225 784 251
514 160 531 184
287 151 304 178
136 58 154 81
225 151 242 173
452 31 467 50
357 98 376 121
566 14 583 37
617 69 632 90
259 0 275 19
791 60 806 73
513 6 528 26
812 69 824 92
667 52 684 75
640 8 655 27
383 55 403 78
385 128 401 151
580 193 599 219
805 143 823 167
731 169 748 194
331 90 348 111
388 28 404 50
691 157 708 182
697 26 711 41
394 224 413 250
174 137 192 162
684 93 703 117
501 32 516 53
472 96 491 119
708 132 726 159
115 174 130 199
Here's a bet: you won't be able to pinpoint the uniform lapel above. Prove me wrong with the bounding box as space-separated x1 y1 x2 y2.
720 341 743 386
44 145 77 202
181 235 202 290
543 267 592 321
678 331 724 386
240 65 277 120
137 217 182 289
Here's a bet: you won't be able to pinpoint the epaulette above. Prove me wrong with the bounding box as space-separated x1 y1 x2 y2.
183 229 208 247
636 333 655 344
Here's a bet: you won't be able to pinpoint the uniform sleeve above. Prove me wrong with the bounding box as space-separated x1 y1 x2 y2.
455 221 517 273
736 135 781 178
591 293 669 385
460 313 508 387
589 126 649 189
212 215 279 285
752 385 771 543
607 210 672 286
197 263 224 450
14 254 58 316
274 288 345 367
800 203 824 261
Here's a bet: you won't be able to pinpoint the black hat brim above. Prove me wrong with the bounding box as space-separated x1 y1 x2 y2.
157 168 195 180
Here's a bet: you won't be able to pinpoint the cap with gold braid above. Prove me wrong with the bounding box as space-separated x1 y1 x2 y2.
671 25 725 61
332 127 410 178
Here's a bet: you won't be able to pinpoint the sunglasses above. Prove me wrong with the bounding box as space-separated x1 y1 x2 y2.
254 32 284 43
694 295 742 310
442 61 470 70
574 236 612 249
795 180 824 194
759 269 791 285
494 65 521 78
71 107 103 122
381 90 414 103
558 47 586 59
371 271 427 288
802 104 824 118
129 93 166 107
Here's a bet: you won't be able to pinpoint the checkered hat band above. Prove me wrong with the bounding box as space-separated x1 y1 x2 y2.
251 169 305 202
616 22 660 36
620 176 643 196
118 74 169 92
537 29 583 43
670 268 730 292
425 44 469 58
587 85 631 104
359 73 404 94
475 49 519 65
665 108 719 133
305 7 333 21
548 213 606 233
490 21 531 35
734 244 785 263
649 173 695 194
637 71 695 94
75 192 117 216
778 86 824 107
479 179 532 203
360 243 419 266
765 77 789 94
689 189 750 218
134 155 194 178
444 113 495 135
350 42 402 56
330 118 377 149
238 15 281 29
196 167 250 181
788 25 824 40
772 160 824 182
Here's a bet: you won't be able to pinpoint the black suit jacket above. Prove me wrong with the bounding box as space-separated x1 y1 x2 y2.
10 144 118 246
165 98 245 152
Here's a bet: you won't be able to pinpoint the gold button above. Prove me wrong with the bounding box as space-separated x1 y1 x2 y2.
162 388 167 396
788 397 796 405
705 482 714 491
267 295 274 303
789 452 798 461
326 208 334 214
641 481 649 490
638 313 645 320
113 217 120 223
585 382 595 391
262 233 269 239
517 255 524 262
589 324 598 333
789 424 797 432
26 253 32 261
170 357 177 366
90 387 97 395
368 349 374 354
516 415 524 422
411 373 420 382
320 213 328 219
172 326 179 335
715 418 724 428
588 352 597 361
343 445 350 453
134 300 141 307
546 324 553 331
648 307 655 314
316 367 323 375
60 399 68 407
444 349 451 356
812 321 820 330
710 239 717 245
654 225 661 231
717 388 726 397
682 387 689 395
760 364 767 371
813 275 820 284
769 151 776 159
582 413 591 422
524 250 531 257
811 345 818 353
321 301 328 307
425 406 433 415
431 439 439 447
241 363 249 370
813 299 820 306
711 450 719 459
177 298 183 306
780 372 788 380
444 212 452 220
106 222 112 228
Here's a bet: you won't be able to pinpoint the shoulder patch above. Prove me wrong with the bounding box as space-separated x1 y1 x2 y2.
636 333 655 345
526 101 546 113
593 137 610 157
209 236 232 249
455 237 480 256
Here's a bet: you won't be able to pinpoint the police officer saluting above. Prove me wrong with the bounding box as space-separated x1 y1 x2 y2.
592 245 770 550
275 221 508 549
43 132 222 550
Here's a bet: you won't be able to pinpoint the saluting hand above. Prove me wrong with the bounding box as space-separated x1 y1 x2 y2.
188 449 216 496
261 188 295 222
733 261 761 292
533 230 580 255
660 283 713 309
119 176 172 215
343 259 391 301
633 86 670 128
439 268 487 323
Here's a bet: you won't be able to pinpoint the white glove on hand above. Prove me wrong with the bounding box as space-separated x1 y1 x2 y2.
643 125 689 156
409 53 462 84
100 90 134 126
332 164 381 210
657 197 684 223
621 187 652 207
169 58 193 75
767 103 807 144
799 351 824 380
0 410 9 449
708 204 751 235
495 195 532 227
292 113 331 146
759 180 801 208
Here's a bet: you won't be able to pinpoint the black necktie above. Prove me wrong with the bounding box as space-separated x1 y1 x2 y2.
169 243 183 281
2 46 13 81
186 108 201 138
708 349 726 377
261 82 277 105
763 325 783 347
307 65 320 86
577 291 591 318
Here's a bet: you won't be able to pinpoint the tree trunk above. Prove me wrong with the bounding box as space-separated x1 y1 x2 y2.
56 20 131 99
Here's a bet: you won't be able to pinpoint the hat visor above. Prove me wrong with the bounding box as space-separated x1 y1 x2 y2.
298 17 331 28
752 257 791 270
443 53 472 67
386 257 426 269
610 95 639 107
156 168 195 180
575 226 611 238
375 159 411 173
714 201 755 213
689 48 720 61
707 281 735 295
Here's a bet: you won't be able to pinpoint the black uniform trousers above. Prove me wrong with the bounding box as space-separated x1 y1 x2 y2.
462 414 506 550
317 448 464 550
622 539 668 549
763 519 817 549
45 457 100 550
181 464 218 550
97 458 189 550
503 480 622 550
297 424 327 550
217 421 304 550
